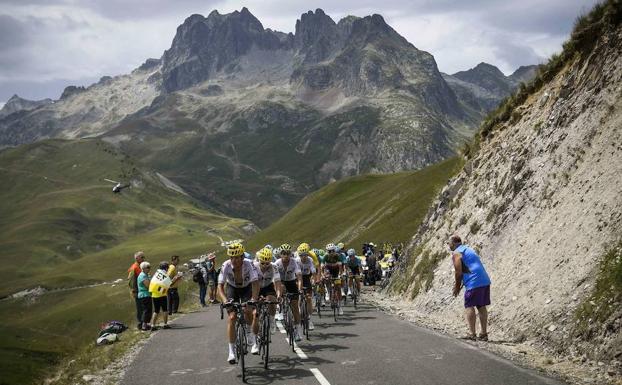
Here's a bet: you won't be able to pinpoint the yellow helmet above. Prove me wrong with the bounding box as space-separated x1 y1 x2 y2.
337 242 345 250
297 242 310 254
258 248 273 263
279 243 292 253
227 242 245 257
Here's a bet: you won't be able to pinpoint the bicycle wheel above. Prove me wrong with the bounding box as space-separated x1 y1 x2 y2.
236 322 246 382
332 289 338 322
300 296 309 340
263 313 270 369
287 306 295 351
315 293 322 318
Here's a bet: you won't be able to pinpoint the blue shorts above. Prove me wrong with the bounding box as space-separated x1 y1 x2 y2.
464 285 491 308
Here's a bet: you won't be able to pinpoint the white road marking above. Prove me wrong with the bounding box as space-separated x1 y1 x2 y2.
275 320 309 359
275 320 286 334
276 316 329 384
294 344 309 359
310 368 332 385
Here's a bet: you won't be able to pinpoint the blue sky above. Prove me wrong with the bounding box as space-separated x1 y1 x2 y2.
0 0 599 104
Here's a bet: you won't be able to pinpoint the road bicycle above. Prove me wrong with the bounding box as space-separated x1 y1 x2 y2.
220 301 254 382
348 274 363 309
299 287 311 340
255 299 279 369
313 282 323 319
280 292 299 352
326 277 342 322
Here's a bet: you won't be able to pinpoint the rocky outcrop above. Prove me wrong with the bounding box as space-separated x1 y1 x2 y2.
0 94 53 118
60 85 87 100
389 5 622 381
444 63 539 114
160 8 291 92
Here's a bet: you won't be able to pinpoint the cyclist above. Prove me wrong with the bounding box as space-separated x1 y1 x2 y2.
323 243 344 315
295 243 317 330
253 248 281 342
345 249 362 296
336 242 348 296
274 243 303 341
217 242 259 364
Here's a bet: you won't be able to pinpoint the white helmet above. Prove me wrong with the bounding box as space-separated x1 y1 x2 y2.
326 243 337 252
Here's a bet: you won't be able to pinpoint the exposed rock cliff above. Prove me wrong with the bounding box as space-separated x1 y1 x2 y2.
390 3 622 381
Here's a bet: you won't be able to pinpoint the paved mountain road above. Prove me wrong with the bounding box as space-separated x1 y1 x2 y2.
122 302 565 385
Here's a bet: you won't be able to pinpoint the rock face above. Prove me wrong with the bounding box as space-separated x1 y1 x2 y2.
0 8 527 224
0 95 53 118
161 8 291 92
389 9 622 371
443 63 539 114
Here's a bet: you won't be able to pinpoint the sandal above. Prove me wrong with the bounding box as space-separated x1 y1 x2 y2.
477 333 488 341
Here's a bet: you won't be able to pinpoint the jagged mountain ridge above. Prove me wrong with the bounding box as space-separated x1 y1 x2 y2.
0 94 53 118
442 63 539 113
0 8 527 225
389 2 622 377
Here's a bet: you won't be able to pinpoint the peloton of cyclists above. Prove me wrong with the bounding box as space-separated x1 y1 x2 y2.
217 239 383 363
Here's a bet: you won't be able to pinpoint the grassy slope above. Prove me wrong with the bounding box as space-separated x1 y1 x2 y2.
0 139 249 385
0 139 249 295
247 157 463 251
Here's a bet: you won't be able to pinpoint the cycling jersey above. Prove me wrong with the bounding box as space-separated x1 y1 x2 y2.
310 250 319 267
345 257 361 269
323 252 342 265
218 259 258 288
252 261 281 288
274 258 301 281
295 256 316 276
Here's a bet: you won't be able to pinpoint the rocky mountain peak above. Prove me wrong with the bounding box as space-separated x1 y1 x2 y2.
509 65 540 83
0 94 53 118
452 62 513 97
161 8 286 92
294 9 340 63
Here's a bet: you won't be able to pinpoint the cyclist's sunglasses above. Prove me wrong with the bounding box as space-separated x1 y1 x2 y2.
260 261 271 266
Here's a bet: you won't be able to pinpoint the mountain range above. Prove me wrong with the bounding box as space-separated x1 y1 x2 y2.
0 8 536 226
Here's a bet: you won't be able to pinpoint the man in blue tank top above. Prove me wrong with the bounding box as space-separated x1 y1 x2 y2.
449 235 491 341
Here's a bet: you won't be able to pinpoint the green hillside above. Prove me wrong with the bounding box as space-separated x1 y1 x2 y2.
247 157 463 252
0 139 251 384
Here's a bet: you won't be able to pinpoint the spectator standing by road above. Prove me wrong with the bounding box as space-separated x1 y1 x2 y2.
449 235 492 341
150 261 172 330
127 251 145 329
196 258 208 307
137 261 152 331
205 253 218 303
167 255 182 315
